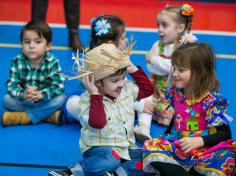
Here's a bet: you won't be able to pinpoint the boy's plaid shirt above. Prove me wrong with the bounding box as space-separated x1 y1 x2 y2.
6 52 65 100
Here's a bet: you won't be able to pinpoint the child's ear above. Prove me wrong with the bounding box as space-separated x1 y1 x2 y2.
177 24 185 34
95 80 102 87
46 42 52 51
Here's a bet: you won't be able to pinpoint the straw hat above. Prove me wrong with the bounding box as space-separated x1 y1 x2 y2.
85 43 131 81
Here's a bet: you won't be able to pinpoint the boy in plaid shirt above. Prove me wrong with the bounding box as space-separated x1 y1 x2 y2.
2 20 65 126
49 43 154 176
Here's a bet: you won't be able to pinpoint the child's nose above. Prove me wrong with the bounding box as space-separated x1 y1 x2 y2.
119 80 125 87
29 42 35 48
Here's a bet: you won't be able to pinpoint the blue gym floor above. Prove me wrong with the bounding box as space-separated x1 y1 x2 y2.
0 23 236 176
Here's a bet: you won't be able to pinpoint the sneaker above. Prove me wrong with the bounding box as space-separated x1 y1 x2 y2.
69 30 84 52
45 110 62 125
2 112 31 126
103 172 115 176
134 124 152 143
49 169 73 176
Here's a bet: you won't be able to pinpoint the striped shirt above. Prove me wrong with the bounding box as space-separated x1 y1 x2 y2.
6 52 65 100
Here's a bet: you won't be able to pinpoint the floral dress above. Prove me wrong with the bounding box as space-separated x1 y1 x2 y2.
143 87 236 176
146 41 175 126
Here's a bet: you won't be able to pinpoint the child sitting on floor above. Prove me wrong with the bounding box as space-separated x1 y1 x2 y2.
2 20 65 126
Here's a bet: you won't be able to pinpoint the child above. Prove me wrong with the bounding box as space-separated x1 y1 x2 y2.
143 43 236 176
2 20 66 126
49 43 154 176
134 4 197 142
65 15 126 120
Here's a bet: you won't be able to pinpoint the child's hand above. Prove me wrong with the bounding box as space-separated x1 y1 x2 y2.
179 137 204 154
126 62 138 74
24 86 43 101
82 74 99 95
143 100 154 114
145 49 155 63
24 86 37 99
145 52 152 63
30 90 43 102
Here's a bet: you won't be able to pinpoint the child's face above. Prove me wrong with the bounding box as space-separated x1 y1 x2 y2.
172 64 191 89
157 13 183 44
22 30 51 62
97 72 126 98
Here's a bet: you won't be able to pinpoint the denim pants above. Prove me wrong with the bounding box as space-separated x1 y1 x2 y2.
3 94 65 124
70 146 121 176
116 149 155 176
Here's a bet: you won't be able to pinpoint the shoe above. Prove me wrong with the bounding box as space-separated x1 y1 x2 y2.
2 112 31 126
49 168 73 176
103 172 115 176
45 110 62 125
134 124 152 143
69 30 84 52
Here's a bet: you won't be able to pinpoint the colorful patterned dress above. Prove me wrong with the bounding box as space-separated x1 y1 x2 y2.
146 41 175 126
143 87 236 176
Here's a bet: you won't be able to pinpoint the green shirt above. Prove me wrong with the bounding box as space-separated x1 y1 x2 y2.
6 52 65 100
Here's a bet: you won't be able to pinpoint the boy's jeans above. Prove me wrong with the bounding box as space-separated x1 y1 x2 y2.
70 147 155 176
70 146 121 176
3 94 65 124
117 149 155 176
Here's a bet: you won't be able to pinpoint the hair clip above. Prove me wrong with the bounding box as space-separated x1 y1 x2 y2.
180 4 194 17
94 19 111 36
90 17 97 25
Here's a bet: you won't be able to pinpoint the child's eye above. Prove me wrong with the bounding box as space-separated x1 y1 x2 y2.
35 40 42 44
23 40 30 44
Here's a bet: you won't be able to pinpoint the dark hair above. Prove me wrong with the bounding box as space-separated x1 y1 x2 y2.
159 5 193 33
89 15 125 49
20 20 52 44
172 43 220 98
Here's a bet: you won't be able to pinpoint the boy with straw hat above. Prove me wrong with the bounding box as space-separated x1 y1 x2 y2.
49 43 154 176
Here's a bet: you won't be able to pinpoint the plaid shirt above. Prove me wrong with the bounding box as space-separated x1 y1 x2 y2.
6 52 65 100
78 81 139 160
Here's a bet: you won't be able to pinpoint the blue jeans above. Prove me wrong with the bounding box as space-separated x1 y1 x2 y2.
3 94 65 124
116 149 155 176
70 146 121 176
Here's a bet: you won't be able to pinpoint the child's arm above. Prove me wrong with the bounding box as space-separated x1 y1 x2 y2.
81 75 106 129
146 42 172 75
128 65 154 100
6 60 25 100
179 125 231 154
202 124 231 146
39 59 65 100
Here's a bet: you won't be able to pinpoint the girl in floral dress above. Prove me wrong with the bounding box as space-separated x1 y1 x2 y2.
143 43 236 176
134 4 197 142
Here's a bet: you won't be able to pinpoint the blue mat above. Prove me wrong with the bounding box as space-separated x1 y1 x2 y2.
0 24 236 176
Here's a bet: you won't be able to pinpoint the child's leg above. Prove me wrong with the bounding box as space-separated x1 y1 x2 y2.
65 95 80 121
49 146 121 176
25 94 65 124
151 161 191 176
3 94 32 111
134 96 153 142
115 149 155 176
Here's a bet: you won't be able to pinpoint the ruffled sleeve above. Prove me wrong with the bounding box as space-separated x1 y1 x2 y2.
165 86 176 107
202 91 233 127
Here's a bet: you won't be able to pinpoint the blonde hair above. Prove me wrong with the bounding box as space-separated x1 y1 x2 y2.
159 5 193 33
172 43 220 99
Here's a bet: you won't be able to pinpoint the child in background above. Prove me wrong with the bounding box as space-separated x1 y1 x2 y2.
65 15 126 120
134 4 197 142
143 43 236 176
49 43 154 176
2 20 65 126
